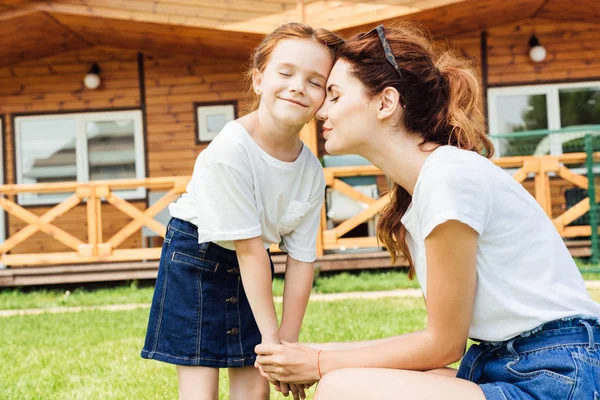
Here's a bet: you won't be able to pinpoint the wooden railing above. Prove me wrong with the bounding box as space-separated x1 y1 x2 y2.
320 152 600 252
1 152 599 267
0 177 188 266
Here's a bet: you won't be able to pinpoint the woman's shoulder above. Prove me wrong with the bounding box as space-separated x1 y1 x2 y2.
421 146 491 183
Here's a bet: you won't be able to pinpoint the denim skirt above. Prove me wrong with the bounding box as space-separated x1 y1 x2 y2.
141 217 274 368
457 315 600 400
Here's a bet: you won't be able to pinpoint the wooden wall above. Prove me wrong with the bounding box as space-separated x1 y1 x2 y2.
0 46 250 256
143 52 250 177
3 16 600 258
486 19 600 85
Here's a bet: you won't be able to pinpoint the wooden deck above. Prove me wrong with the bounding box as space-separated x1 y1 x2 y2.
0 242 591 287
1 153 599 287
0 250 396 287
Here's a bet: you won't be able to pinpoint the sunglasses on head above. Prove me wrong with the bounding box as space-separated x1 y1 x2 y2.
360 25 406 107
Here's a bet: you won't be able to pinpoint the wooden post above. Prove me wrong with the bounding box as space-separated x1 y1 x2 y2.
299 120 318 156
86 184 99 256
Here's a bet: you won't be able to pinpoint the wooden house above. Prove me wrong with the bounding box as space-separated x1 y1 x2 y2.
1 0 599 286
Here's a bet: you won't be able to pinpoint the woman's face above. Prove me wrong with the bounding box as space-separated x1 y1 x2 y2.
254 38 334 126
316 59 378 154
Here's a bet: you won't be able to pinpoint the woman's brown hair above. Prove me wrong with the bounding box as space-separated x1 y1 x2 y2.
244 22 344 112
338 23 493 278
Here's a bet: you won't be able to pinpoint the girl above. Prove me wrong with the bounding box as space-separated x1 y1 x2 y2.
141 23 343 400
255 23 600 400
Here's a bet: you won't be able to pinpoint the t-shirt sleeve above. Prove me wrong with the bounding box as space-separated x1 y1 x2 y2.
191 161 262 243
416 165 491 239
279 177 326 263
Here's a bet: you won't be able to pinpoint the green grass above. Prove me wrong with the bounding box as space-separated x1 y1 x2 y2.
0 296 428 400
1 285 598 399
0 269 419 311
1 265 598 311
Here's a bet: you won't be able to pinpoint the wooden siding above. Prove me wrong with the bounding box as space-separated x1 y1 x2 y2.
0 46 253 255
144 53 250 177
486 19 600 85
0 11 90 67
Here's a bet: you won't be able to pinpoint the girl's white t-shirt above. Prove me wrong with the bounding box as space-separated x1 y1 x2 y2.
169 121 325 263
401 145 600 341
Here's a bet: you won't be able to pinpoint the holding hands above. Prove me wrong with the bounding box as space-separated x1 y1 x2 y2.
255 340 321 399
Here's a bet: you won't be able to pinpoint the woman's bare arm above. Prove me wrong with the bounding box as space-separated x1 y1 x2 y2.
256 220 478 382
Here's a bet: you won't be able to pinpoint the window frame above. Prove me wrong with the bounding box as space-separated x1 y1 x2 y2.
14 110 146 206
488 81 600 157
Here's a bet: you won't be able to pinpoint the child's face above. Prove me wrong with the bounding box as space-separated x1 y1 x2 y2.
254 38 334 126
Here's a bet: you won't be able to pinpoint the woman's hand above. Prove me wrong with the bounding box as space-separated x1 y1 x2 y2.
255 340 321 384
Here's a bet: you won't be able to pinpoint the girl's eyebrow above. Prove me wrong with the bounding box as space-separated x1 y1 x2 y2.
276 62 327 80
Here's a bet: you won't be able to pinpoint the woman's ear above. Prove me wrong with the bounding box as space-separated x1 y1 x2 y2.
376 87 401 120
252 69 263 95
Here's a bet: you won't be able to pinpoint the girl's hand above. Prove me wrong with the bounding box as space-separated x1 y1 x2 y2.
255 340 321 384
278 382 308 400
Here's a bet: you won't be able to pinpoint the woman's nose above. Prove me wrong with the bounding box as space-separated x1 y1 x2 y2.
316 102 328 121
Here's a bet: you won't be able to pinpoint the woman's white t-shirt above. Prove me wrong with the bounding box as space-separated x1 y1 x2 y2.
169 121 325 263
401 146 600 342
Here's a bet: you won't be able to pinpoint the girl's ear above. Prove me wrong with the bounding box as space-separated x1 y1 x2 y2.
252 68 263 95
376 86 401 120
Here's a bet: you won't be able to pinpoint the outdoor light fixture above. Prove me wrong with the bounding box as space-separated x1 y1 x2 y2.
528 35 547 63
83 63 101 90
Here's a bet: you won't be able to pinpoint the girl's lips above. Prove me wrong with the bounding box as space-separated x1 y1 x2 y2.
280 97 308 107
322 127 332 139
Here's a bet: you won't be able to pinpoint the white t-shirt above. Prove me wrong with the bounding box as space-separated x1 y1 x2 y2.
169 121 325 263
401 145 600 342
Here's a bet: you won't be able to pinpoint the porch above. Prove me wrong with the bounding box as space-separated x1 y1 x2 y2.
2 141 600 286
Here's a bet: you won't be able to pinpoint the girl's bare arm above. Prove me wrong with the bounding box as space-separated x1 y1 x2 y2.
235 237 280 343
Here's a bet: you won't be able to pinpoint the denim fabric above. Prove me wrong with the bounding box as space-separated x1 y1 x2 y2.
141 218 274 367
457 315 600 400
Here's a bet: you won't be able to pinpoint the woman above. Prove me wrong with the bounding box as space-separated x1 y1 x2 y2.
255 23 600 400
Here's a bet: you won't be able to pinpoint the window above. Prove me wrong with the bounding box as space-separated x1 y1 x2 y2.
488 82 600 160
15 110 145 205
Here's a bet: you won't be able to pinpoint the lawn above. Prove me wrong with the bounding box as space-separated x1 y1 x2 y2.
0 269 420 311
0 267 599 399
1 266 599 311
0 296 428 400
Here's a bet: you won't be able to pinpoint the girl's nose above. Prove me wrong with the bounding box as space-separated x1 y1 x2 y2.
289 78 305 95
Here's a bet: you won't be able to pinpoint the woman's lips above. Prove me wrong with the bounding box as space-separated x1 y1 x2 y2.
322 127 332 139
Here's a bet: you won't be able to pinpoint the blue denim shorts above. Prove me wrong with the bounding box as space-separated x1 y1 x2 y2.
141 217 274 368
457 315 600 400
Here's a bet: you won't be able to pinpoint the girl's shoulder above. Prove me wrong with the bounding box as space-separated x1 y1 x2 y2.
202 122 253 161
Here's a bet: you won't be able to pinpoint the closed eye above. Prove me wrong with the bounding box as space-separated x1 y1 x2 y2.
309 81 323 87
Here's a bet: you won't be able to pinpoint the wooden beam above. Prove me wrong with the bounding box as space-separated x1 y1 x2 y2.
557 166 589 189
0 194 81 253
332 195 389 239
331 179 377 206
0 196 84 251
553 198 590 231
1 248 162 266
105 192 167 248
